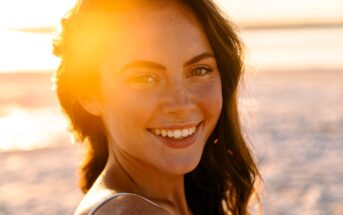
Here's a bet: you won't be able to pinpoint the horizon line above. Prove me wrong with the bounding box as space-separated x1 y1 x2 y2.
4 21 343 34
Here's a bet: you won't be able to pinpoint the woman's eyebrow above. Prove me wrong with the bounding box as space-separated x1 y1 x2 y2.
120 60 166 72
184 52 215 66
119 52 215 72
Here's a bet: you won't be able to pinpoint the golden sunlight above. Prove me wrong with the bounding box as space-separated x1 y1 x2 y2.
0 0 76 73
0 0 76 29
0 30 57 72
0 107 68 151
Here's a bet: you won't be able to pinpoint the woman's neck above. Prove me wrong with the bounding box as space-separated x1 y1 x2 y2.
98 147 192 215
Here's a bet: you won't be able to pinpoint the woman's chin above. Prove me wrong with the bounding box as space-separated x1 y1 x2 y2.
160 155 202 176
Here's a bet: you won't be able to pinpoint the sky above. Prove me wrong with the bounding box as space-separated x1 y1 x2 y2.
216 0 343 27
0 0 342 72
0 0 342 29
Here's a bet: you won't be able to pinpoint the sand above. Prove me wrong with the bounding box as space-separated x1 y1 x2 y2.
0 146 82 215
0 70 342 215
241 70 343 214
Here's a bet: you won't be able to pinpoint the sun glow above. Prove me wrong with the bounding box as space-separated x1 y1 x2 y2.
0 0 76 73
0 0 76 29
0 29 59 72
0 107 69 151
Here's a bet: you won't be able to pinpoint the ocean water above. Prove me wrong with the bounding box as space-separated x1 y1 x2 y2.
241 27 343 71
0 106 69 151
0 73 70 152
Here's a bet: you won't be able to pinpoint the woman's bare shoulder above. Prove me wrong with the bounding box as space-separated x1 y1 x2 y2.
89 194 170 215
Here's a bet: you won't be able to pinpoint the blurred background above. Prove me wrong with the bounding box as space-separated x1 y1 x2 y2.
0 0 342 214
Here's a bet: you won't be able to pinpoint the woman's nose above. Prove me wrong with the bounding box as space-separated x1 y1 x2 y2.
160 79 195 116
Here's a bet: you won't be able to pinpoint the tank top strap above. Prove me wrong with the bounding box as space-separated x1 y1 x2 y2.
88 192 160 215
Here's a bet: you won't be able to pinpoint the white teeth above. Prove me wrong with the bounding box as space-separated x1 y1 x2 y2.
173 130 182 138
152 126 197 139
188 128 192 134
167 130 173 138
161 129 167 137
181 129 188 137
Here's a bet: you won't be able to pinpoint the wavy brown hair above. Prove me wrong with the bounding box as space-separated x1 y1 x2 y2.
53 0 260 214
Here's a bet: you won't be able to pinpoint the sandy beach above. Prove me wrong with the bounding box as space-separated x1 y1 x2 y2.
0 146 82 215
0 70 342 215
241 70 343 214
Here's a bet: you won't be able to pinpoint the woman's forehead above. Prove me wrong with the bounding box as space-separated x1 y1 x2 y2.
74 0 200 39
116 3 199 30
69 0 209 69
100 4 211 68
119 1 197 26
90 2 205 47
76 0 187 15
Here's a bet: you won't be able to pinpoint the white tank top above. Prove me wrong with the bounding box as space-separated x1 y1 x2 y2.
88 192 160 215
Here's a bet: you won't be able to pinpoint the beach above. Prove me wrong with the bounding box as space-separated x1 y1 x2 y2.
0 70 342 214
0 146 82 215
241 70 343 214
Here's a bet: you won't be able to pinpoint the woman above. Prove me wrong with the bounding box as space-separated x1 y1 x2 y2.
53 0 260 214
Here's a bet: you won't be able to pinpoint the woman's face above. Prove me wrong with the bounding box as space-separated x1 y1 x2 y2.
95 3 222 175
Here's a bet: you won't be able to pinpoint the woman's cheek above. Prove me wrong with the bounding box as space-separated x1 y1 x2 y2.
193 80 222 110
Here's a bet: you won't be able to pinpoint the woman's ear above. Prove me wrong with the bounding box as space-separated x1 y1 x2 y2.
77 96 102 116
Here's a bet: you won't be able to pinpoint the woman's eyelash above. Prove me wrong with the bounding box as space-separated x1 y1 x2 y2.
190 66 213 76
130 74 158 84
128 66 214 83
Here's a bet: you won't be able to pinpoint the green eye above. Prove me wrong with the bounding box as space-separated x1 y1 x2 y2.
190 67 212 77
130 74 158 84
136 76 155 83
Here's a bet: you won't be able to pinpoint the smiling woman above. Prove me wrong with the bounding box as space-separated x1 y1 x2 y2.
53 0 260 214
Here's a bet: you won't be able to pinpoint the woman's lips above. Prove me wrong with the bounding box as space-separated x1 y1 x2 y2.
151 126 196 139
148 123 201 149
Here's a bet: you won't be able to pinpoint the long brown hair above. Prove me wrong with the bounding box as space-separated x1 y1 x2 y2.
53 0 260 214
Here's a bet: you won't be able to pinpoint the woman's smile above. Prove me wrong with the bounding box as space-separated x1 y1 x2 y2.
147 121 202 149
